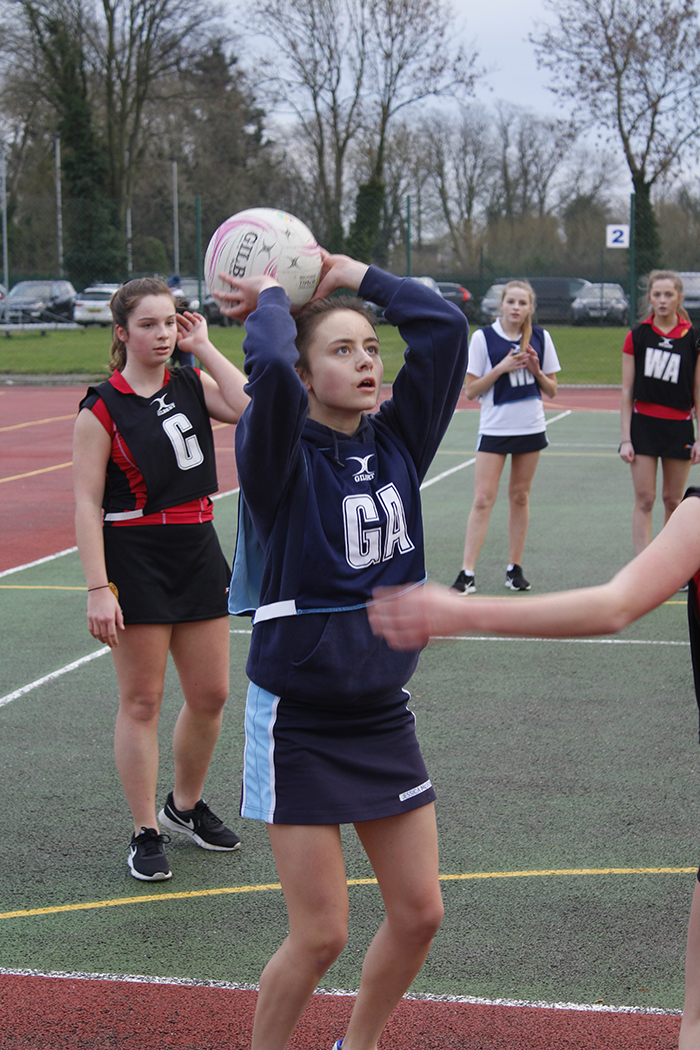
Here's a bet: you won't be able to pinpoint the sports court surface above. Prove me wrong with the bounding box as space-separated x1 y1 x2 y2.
0 381 697 1048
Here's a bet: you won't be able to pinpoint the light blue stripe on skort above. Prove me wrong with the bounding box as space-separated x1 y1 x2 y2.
241 683 280 822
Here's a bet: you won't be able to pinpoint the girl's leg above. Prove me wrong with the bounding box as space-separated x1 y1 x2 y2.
168 617 230 811
679 879 700 1050
461 452 507 570
660 457 692 528
112 624 172 833
251 824 349 1050
342 804 443 1050
507 451 541 566
629 454 658 555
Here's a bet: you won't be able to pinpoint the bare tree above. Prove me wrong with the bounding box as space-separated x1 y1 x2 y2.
248 0 480 252
531 0 700 271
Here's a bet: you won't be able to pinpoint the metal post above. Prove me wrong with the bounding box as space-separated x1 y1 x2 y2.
172 158 179 276
125 150 133 278
55 135 63 277
600 247 604 326
196 196 202 300
1 149 8 294
629 192 636 323
406 195 411 277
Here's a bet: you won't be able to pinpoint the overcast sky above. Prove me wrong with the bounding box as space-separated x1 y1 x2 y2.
453 0 556 114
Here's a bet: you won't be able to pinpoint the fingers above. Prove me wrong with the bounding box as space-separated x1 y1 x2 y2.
87 593 124 648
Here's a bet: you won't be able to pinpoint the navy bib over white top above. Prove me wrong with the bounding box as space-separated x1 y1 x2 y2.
484 325 545 405
467 319 561 436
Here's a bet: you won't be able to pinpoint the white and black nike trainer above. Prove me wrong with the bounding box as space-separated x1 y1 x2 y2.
158 792 241 851
128 826 172 881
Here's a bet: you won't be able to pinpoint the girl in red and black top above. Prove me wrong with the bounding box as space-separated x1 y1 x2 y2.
620 270 700 555
73 278 249 881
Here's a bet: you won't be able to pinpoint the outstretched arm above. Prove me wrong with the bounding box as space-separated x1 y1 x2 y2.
368 496 700 650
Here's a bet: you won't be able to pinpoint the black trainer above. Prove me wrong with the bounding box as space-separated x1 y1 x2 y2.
505 564 530 591
451 570 476 595
128 827 172 881
158 792 241 852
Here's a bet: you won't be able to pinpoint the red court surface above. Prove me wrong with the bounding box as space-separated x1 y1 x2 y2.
0 974 681 1049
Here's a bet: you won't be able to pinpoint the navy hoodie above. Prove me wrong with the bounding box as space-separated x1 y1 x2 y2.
232 266 468 704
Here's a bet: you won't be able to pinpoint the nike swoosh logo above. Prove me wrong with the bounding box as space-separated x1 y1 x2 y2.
179 817 195 830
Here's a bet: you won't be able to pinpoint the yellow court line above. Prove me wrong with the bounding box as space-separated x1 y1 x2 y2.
0 585 85 591
0 414 74 433
1 867 694 921
0 462 72 483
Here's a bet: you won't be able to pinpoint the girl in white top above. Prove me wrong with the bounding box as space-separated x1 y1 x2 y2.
452 280 560 595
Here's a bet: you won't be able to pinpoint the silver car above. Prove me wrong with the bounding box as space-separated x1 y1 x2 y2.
74 284 121 326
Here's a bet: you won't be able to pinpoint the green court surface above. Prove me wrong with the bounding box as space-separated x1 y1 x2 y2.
0 406 698 1015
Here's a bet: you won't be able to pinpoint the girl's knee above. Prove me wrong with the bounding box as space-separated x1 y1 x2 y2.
119 691 163 723
296 923 348 973
393 893 444 945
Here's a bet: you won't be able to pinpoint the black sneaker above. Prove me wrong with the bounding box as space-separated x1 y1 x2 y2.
505 564 530 591
128 827 172 881
158 792 241 852
451 570 476 595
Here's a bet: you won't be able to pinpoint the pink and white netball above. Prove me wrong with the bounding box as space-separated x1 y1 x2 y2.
204 208 322 308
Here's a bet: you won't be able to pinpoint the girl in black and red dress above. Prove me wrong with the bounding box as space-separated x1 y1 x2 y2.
73 278 249 881
620 270 700 556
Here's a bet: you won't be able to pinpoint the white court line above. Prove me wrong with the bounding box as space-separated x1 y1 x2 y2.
0 648 110 709
434 634 688 647
0 965 679 1015
0 546 77 578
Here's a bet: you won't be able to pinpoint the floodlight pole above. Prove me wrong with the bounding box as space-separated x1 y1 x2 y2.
1 148 8 293
172 158 179 276
54 134 64 277
406 195 411 277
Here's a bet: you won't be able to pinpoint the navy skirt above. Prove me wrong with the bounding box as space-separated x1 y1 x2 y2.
477 431 548 454
241 683 436 824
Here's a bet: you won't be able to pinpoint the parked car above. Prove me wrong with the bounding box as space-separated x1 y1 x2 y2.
677 273 700 322
177 277 206 312
1 279 77 323
364 275 444 322
201 291 238 326
437 281 474 318
74 284 121 326
478 283 508 324
479 277 591 325
571 283 629 325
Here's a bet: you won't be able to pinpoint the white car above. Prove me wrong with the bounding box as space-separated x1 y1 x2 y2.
73 284 121 326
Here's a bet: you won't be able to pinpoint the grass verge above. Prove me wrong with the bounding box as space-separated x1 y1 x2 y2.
0 322 626 386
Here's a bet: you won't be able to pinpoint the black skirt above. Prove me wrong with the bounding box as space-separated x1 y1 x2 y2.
631 412 695 460
103 522 230 624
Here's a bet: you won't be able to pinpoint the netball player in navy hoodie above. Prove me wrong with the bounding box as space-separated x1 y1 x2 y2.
215 250 468 1050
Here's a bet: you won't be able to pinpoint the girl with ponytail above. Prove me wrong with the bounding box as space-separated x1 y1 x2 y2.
620 270 700 557
451 279 560 595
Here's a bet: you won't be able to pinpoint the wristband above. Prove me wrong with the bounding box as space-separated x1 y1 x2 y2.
88 582 119 599
618 441 631 452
